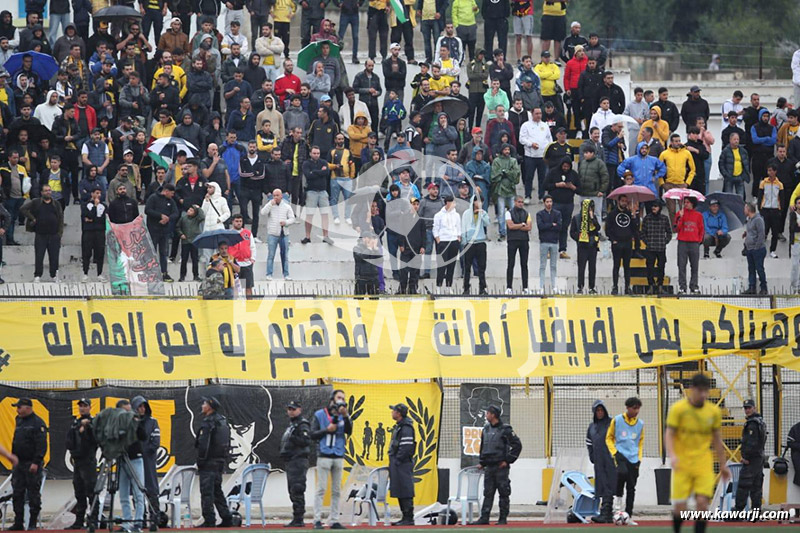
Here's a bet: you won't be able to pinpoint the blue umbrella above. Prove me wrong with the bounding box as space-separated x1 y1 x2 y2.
4 51 59 83
192 229 244 250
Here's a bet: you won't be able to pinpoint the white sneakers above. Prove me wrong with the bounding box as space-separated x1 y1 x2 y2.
81 275 90 283
33 277 41 283
334 217 341 225
505 288 513 295
266 275 273 281
97 275 108 282
345 217 352 225
285 276 293 281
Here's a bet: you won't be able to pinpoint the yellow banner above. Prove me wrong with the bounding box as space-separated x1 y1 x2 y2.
333 382 441 506
2 298 799 381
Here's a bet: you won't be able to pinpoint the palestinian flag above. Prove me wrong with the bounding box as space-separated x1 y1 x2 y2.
389 0 408 23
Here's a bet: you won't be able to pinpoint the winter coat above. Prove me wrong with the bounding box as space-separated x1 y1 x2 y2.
577 156 609 196
544 157 580 204
659 146 696 187
641 210 672 252
431 113 458 158
718 144 751 183
750 109 777 155
490 153 520 199
174 111 205 150
130 396 160 500
586 400 615 498
176 209 206 241
201 182 231 231
652 98 680 132
788 421 800 486
388 417 415 499
637 106 670 146
563 55 587 92
597 83 625 115
617 142 667 196
283 106 311 134
681 96 710 130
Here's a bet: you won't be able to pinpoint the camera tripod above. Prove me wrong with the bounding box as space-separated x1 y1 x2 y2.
86 456 158 533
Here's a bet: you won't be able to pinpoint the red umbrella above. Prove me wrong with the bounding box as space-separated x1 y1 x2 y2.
607 185 656 203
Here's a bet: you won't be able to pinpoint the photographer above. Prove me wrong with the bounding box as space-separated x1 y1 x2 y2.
131 396 161 523
311 389 352 530
117 399 147 533
195 397 234 528
280 401 311 528
65 398 98 530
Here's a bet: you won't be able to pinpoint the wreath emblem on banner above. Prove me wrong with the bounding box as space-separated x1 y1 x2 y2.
344 394 367 471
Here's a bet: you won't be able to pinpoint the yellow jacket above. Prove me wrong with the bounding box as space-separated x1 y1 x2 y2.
451 0 478 27
272 0 297 23
348 113 371 158
369 0 387 8
329 148 355 179
637 106 670 145
151 119 177 140
151 65 188 100
390 0 416 27
534 62 561 97
659 146 696 187
256 130 279 153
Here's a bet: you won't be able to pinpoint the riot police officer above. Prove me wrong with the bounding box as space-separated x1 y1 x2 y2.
472 405 521 526
388 404 416 527
10 398 48 531
280 401 311 528
734 399 767 512
65 398 98 530
195 397 234 528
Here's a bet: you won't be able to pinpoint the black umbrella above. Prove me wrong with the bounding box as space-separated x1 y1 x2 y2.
93 6 143 21
419 96 469 120
8 123 54 146
696 191 747 230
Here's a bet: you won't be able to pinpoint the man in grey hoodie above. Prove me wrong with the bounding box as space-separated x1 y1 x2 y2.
742 201 767 294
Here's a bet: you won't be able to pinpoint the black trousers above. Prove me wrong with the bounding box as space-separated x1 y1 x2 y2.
150 230 170 274
34 233 61 278
468 92 485 129
576 243 597 290
483 17 508 56
506 240 529 289
480 464 510 520
367 8 388 60
762 207 781 252
142 8 164 43
463 241 487 292
300 14 322 48
702 233 731 255
12 463 42 526
355 280 379 294
250 13 269 48
390 21 414 60
611 242 632 289
398 497 414 520
615 456 639 516
81 230 105 275
198 461 231 525
285 457 308 520
436 240 459 287
399 249 420 294
63 149 80 201
750 152 770 197
180 242 200 279
734 457 764 511
274 22 291 57
72 461 98 523
239 186 263 235
645 250 666 287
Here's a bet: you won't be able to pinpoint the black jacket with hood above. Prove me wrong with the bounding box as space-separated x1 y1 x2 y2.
586 400 615 498
544 156 579 204
131 396 161 498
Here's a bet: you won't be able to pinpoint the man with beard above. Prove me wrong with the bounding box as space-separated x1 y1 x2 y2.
238 140 266 227
274 59 301 108
652 87 680 133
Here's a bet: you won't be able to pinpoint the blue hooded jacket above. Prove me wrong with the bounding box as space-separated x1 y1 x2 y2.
750 108 777 154
464 146 492 184
616 141 667 196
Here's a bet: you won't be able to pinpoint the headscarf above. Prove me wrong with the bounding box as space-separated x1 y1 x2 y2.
578 198 597 243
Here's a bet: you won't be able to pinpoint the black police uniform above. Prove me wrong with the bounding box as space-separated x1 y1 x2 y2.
65 413 98 528
195 411 233 527
477 418 522 523
11 411 48 529
388 416 416 524
735 410 767 511
279 414 311 525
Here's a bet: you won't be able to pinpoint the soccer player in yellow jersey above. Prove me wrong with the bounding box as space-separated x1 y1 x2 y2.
665 373 730 533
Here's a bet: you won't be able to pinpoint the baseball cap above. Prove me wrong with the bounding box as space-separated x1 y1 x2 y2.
390 42 400 50
709 199 719 206
690 85 701 92
541 50 551 57
170 17 182 25
12 398 33 407
743 399 756 408
202 396 221 410
487 405 501 417
123 149 133 155
555 126 567 134
458 181 469 188
471 126 482 134
319 95 331 102
77 398 91 406
103 57 115 65
121 115 133 123
544 100 555 108
390 403 408 416
286 400 302 409
520 74 534 83
426 183 439 190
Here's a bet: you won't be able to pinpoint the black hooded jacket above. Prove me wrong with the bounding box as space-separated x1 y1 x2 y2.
586 400 615 498
544 156 580 204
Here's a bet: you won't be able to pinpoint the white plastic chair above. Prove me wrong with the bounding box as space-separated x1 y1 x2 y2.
350 467 390 527
160 465 197 528
226 463 270 526
443 466 484 526
0 469 47 530
719 462 743 512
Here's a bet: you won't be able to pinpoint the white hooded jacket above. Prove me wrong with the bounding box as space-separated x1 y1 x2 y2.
34 90 63 129
201 182 231 232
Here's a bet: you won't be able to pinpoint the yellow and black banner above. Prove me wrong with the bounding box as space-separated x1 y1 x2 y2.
2 298 799 381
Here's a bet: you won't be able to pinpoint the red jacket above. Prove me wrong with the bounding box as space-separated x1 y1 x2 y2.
274 74 301 108
675 208 704 242
228 228 254 263
74 104 97 135
564 55 588 92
